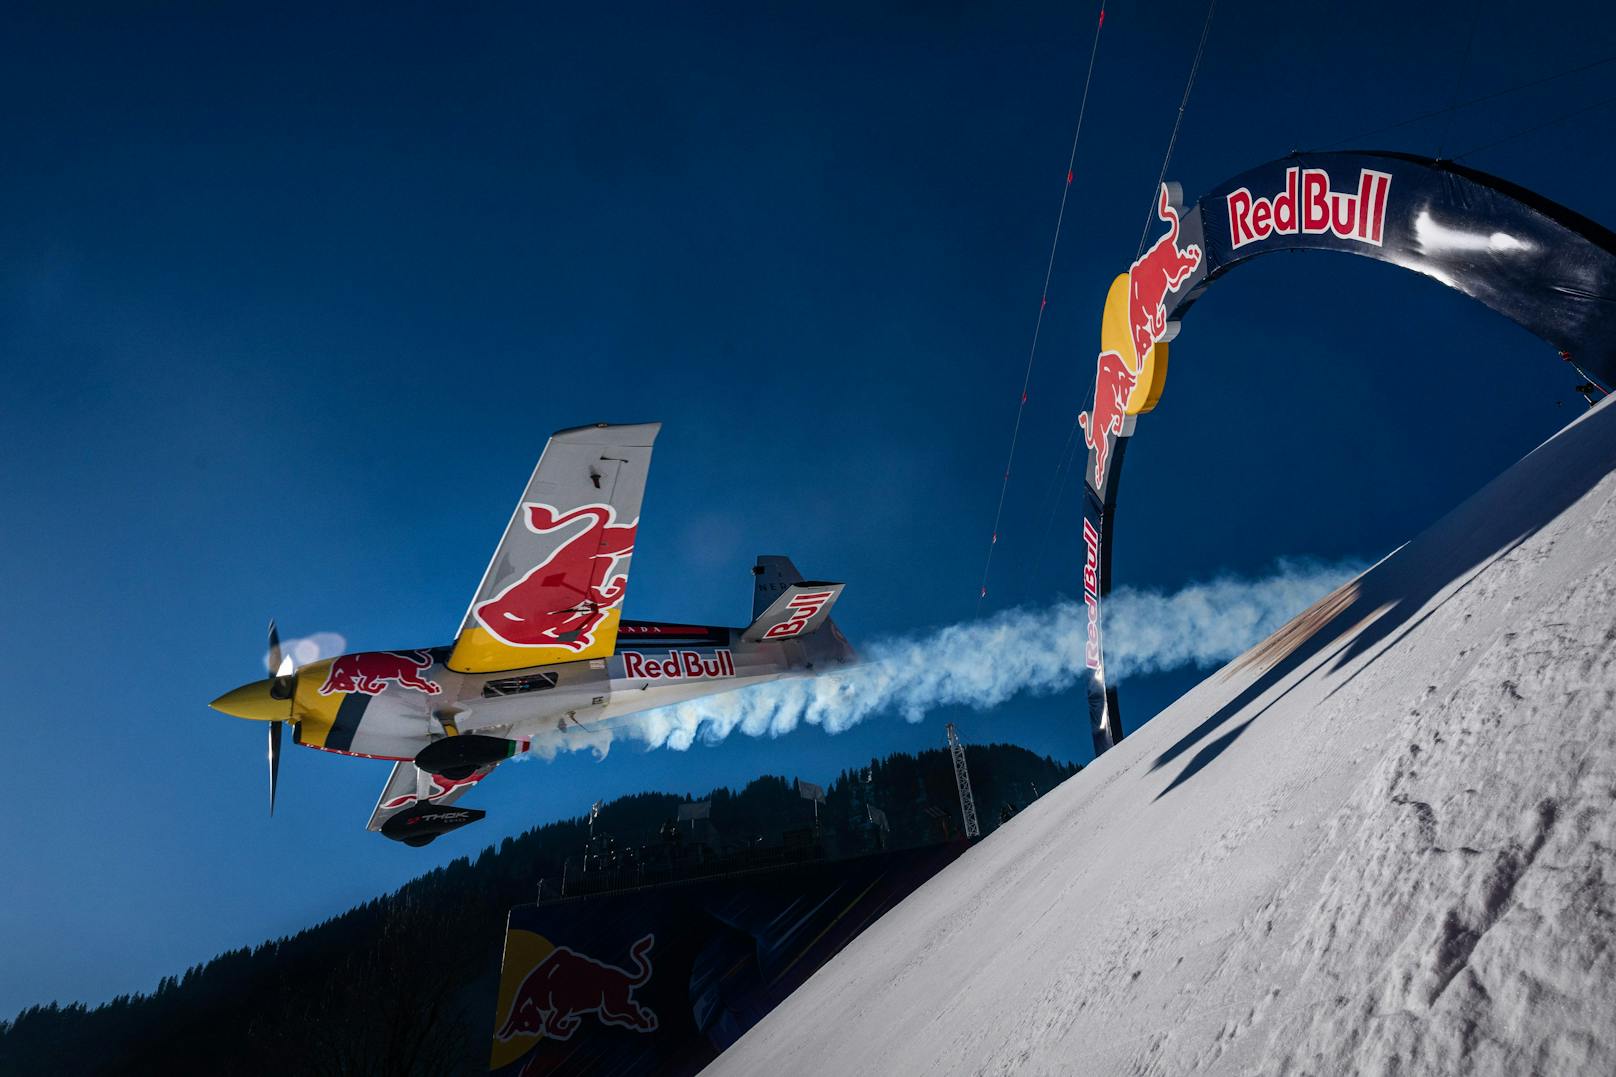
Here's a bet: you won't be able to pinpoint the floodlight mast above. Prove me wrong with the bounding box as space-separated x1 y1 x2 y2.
945 723 980 838
796 779 825 826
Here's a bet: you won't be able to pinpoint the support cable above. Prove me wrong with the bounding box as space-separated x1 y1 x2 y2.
1027 0 1216 593
1134 0 1217 260
1451 91 1616 161
1561 351 1613 399
1435 2 1483 158
977 1 1107 612
1030 395 1092 581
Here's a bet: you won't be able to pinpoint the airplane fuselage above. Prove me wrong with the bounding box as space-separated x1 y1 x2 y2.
285 618 854 761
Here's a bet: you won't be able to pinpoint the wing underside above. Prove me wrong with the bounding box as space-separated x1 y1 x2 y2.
366 761 497 832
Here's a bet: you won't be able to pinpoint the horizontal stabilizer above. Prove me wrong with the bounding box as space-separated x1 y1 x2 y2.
742 582 845 643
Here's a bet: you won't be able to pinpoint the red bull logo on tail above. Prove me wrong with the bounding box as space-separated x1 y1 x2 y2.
319 651 442 696
762 590 836 639
1077 351 1137 490
497 934 658 1043
476 503 637 651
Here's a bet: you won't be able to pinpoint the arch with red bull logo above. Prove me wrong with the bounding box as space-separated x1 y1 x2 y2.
1081 150 1616 756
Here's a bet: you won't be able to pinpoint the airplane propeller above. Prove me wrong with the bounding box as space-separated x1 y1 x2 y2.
268 719 282 816
265 620 297 816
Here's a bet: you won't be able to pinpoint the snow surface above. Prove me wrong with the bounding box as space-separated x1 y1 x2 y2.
709 398 1616 1076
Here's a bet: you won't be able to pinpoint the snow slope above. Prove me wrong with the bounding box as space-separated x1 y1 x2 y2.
709 398 1616 1077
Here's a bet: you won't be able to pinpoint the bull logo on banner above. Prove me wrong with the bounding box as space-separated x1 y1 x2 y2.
1078 183 1203 491
496 934 658 1044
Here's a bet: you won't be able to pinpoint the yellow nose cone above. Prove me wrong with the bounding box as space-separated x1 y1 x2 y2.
210 679 292 721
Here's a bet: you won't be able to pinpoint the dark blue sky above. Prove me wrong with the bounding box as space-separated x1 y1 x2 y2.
4 0 1613 1017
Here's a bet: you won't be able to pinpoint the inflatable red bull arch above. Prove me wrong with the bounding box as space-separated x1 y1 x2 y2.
1082 150 1616 756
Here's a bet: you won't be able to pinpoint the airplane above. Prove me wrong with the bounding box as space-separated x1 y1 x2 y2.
210 422 856 846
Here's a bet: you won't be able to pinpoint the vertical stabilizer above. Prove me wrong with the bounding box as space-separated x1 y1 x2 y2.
752 555 805 620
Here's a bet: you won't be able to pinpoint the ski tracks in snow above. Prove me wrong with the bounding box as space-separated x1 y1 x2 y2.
1240 515 1616 1074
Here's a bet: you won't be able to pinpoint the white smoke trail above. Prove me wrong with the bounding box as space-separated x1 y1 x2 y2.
262 631 347 672
558 558 1365 757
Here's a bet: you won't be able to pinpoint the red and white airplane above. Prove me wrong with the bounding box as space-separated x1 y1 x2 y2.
211 423 855 845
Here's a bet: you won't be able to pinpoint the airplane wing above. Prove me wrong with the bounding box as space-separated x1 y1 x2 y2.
366 761 496 833
447 422 660 674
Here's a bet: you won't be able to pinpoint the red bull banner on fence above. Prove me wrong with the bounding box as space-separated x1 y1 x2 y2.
490 842 970 1076
1079 151 1616 756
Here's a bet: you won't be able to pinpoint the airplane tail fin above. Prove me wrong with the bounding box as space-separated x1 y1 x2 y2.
752 555 806 619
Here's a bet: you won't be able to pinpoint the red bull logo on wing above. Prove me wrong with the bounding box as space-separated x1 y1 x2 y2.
496 934 658 1043
319 650 442 696
476 503 638 651
379 770 482 811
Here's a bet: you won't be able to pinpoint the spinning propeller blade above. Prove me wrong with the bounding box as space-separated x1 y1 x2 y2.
267 619 284 676
268 719 282 816
265 619 293 815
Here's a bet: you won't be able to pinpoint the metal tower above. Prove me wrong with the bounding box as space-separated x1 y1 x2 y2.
945 723 980 838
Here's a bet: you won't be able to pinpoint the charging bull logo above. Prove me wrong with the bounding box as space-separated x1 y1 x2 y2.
1128 184 1202 364
318 651 441 696
476 503 637 651
1078 184 1203 491
497 934 658 1043
379 770 482 811
1077 351 1137 490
